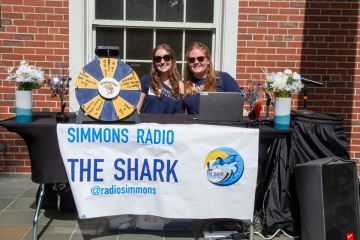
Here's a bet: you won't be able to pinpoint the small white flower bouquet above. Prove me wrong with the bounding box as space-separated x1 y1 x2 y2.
262 68 303 98
5 61 44 91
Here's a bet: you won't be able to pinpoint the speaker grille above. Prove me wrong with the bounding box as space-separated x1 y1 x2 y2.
322 162 359 240
326 227 342 240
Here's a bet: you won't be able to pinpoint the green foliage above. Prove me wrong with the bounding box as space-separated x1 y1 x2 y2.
17 82 41 91
274 90 291 98
286 76 293 85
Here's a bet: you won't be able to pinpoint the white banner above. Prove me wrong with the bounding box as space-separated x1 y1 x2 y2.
57 123 259 219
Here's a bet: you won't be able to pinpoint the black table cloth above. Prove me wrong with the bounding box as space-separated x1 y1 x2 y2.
261 112 350 236
0 112 293 183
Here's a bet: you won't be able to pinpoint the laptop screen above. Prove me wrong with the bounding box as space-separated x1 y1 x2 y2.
199 92 244 122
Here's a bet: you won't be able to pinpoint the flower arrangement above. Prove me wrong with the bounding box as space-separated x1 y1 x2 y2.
5 61 44 91
262 68 303 98
239 79 261 111
45 75 71 113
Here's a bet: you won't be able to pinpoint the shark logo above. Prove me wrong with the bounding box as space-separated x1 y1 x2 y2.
212 156 238 178
104 84 114 95
98 78 121 99
204 147 244 186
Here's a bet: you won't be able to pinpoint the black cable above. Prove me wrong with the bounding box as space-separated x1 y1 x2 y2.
195 220 252 240
261 139 286 228
215 233 248 240
195 222 210 240
209 220 244 232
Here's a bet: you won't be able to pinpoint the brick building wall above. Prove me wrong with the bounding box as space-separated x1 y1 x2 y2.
0 0 69 172
236 0 360 171
0 0 359 174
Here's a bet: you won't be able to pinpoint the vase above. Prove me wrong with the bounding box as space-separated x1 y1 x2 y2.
56 112 69 123
274 97 291 129
15 90 33 123
56 102 69 123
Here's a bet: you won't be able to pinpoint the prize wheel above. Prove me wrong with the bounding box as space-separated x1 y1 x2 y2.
75 58 141 121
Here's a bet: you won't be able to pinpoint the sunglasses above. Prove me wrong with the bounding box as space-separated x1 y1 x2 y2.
188 56 206 63
154 54 171 63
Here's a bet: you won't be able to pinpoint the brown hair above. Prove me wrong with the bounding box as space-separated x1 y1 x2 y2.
183 42 219 98
150 44 181 98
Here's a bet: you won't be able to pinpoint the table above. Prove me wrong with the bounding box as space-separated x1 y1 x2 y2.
0 112 294 240
0 112 293 184
261 112 350 237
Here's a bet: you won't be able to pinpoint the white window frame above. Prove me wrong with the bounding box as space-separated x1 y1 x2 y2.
69 0 239 111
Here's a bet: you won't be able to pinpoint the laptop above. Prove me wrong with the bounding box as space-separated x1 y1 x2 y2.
199 92 244 122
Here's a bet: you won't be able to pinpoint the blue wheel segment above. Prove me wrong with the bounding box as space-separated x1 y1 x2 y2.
75 88 99 106
113 61 134 82
83 60 104 81
119 89 141 106
99 99 118 121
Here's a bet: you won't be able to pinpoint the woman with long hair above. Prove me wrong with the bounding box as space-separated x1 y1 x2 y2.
137 44 184 114
183 42 239 114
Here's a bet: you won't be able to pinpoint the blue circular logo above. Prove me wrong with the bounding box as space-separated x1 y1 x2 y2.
204 147 244 186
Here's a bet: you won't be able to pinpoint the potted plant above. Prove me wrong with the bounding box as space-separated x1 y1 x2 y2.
45 75 71 123
262 68 303 129
239 79 263 126
6 61 44 123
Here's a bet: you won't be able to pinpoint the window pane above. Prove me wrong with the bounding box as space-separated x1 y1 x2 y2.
128 62 152 80
186 0 214 23
185 30 213 55
156 29 183 61
95 0 123 20
96 27 124 59
156 0 183 22
126 28 153 60
126 0 153 21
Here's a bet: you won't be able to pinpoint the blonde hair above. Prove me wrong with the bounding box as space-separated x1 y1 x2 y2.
184 42 219 98
150 44 181 98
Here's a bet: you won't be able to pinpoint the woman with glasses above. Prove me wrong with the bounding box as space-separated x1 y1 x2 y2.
137 44 185 114
183 42 239 114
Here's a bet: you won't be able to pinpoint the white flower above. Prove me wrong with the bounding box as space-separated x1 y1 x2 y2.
6 73 17 83
4 61 44 90
32 70 45 83
262 67 304 94
16 64 33 76
15 73 32 82
292 72 301 80
7 67 14 73
269 72 289 91
284 69 292 75
291 81 304 93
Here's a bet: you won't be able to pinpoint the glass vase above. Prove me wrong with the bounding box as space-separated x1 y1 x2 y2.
56 102 69 123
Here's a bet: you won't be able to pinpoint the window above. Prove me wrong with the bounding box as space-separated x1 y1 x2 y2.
94 0 216 78
69 0 239 111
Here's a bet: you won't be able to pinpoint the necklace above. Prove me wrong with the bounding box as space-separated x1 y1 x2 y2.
192 83 205 94
192 77 206 94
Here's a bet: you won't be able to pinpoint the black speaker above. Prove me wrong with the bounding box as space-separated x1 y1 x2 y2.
295 157 360 240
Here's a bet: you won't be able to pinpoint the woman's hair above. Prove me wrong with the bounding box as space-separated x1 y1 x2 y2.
184 42 219 98
150 44 181 98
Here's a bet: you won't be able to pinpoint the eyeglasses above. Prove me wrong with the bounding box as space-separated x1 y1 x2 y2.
154 54 171 63
188 56 206 63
